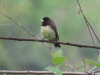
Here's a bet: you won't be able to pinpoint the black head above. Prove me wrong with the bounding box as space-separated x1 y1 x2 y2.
41 17 53 26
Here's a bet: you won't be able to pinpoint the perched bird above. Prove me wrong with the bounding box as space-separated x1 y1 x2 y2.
41 17 61 48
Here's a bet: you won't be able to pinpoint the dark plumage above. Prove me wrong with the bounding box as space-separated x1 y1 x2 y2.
41 17 61 48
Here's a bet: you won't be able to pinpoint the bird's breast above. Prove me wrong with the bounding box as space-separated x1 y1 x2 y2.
41 25 56 40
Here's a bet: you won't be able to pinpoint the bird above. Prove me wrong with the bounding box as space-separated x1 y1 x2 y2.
41 17 61 48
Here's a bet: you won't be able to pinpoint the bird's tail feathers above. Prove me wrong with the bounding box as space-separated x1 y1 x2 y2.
54 43 61 48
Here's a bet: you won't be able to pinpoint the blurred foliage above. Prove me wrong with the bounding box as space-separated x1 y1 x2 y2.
0 0 100 73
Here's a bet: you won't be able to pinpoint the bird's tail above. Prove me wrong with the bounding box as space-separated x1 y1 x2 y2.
54 43 61 48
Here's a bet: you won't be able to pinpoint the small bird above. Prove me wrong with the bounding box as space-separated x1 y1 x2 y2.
41 17 61 48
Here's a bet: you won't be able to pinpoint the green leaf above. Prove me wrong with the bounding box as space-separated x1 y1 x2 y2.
51 50 63 57
52 57 66 65
56 69 62 75
98 54 100 62
45 66 62 75
85 60 100 67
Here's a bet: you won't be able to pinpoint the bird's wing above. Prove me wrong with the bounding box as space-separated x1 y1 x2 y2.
54 28 59 41
51 22 59 41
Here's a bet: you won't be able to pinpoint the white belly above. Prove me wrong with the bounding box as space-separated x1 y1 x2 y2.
41 26 56 40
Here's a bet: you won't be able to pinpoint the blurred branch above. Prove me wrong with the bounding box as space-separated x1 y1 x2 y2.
83 58 87 75
0 70 96 75
77 0 100 71
0 11 55 53
0 11 76 71
89 25 100 44
69 64 93 71
0 62 2 70
0 23 15 26
88 66 97 72
0 37 100 49
0 1 10 17
93 70 100 75
77 0 100 55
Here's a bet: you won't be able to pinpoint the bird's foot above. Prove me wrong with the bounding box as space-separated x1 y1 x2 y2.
42 38 45 40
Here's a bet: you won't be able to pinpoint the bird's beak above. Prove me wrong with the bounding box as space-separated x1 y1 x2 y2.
41 19 44 22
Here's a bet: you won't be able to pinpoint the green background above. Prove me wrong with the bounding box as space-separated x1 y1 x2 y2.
0 0 100 72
